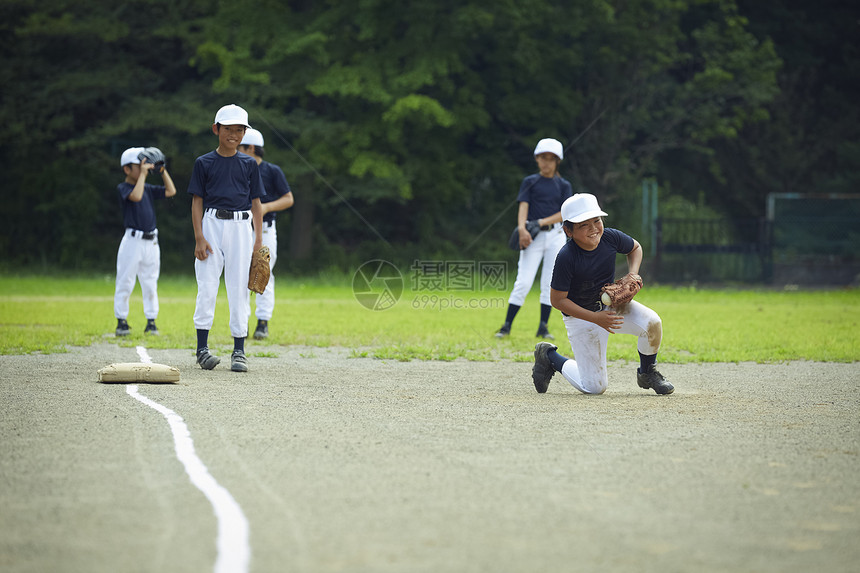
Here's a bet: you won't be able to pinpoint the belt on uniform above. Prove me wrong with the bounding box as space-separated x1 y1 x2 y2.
264 220 274 227
209 208 250 220
130 229 156 240
540 223 556 231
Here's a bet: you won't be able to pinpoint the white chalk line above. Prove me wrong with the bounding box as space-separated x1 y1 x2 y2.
128 346 250 573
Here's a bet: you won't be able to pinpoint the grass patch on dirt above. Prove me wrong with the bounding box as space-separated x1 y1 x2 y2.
1 274 857 362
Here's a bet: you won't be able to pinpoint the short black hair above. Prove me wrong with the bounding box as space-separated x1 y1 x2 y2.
239 144 264 158
563 217 603 233
215 124 248 132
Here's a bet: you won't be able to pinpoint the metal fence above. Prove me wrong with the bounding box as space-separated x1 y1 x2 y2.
655 217 771 283
654 215 860 285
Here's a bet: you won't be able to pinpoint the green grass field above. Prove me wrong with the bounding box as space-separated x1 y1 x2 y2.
1 274 858 362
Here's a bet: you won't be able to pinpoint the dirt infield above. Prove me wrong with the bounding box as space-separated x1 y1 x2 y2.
1 344 858 573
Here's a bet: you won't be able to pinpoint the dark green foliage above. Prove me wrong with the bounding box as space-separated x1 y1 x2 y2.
1 0 853 277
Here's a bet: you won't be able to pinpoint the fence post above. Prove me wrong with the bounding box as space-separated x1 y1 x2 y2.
655 217 663 281
760 217 773 283
642 179 658 257
642 180 650 248
650 181 658 258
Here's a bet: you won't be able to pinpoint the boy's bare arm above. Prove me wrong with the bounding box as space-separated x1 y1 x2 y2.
517 202 532 248
261 192 294 215
550 288 623 333
539 211 563 226
251 198 263 250
161 169 177 198
127 163 153 202
626 239 643 275
191 195 212 260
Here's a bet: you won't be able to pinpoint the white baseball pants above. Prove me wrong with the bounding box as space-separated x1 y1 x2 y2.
194 211 253 338
254 222 278 321
559 301 663 394
508 225 567 306
114 229 160 320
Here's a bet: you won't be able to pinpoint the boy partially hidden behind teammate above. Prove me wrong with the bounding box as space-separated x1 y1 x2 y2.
188 104 265 372
532 193 674 395
114 147 176 337
238 128 295 341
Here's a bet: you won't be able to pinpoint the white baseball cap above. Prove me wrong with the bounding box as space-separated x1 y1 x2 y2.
241 128 264 147
561 193 608 223
213 104 250 127
120 147 145 166
534 138 563 160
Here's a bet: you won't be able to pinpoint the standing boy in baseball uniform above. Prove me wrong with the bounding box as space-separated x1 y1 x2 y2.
495 138 572 340
238 128 295 340
189 104 265 372
114 147 176 336
532 193 674 395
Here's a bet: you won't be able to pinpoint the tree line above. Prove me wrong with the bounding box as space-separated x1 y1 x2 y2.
0 0 855 277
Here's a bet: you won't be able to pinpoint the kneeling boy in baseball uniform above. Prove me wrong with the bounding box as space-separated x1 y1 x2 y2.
188 104 265 372
532 193 674 395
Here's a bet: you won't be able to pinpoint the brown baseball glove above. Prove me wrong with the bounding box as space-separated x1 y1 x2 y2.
600 273 643 307
248 246 271 294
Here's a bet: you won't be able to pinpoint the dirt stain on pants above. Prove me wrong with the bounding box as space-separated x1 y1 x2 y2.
646 320 663 352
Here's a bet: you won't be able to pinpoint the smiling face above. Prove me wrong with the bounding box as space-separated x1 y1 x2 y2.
566 216 605 251
213 123 247 156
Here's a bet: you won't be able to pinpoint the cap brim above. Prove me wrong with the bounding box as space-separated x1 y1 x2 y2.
215 121 250 127
568 210 608 223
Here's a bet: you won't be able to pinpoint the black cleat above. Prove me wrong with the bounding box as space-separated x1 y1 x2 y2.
253 320 268 340
495 322 512 338
144 320 159 335
196 347 221 370
637 365 674 395
116 319 131 337
536 321 554 340
231 349 249 372
532 341 558 393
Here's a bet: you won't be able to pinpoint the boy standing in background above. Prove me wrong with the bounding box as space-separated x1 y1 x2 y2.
495 138 571 340
114 147 176 336
188 104 265 372
238 127 295 340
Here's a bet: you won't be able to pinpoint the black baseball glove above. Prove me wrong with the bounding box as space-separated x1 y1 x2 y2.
507 220 542 251
138 147 166 173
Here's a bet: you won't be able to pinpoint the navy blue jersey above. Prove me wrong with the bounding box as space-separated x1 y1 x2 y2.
516 174 573 220
187 150 265 210
117 182 166 232
551 228 635 312
259 161 292 223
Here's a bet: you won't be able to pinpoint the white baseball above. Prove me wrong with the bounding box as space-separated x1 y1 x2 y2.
601 292 611 306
